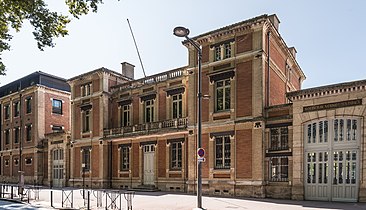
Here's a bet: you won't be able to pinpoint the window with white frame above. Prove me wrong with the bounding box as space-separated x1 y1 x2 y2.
81 83 92 97
14 101 20 117
269 156 288 182
14 127 20 144
215 136 231 169
26 124 32 141
4 104 10 120
26 97 32 113
119 145 130 171
82 110 91 133
52 99 62 114
144 99 154 123
269 127 289 151
120 105 130 127
171 141 182 170
215 79 231 112
305 118 359 144
82 147 91 171
214 42 232 61
172 94 182 119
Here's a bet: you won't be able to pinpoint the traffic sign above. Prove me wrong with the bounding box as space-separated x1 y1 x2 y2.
197 148 205 157
198 157 205 162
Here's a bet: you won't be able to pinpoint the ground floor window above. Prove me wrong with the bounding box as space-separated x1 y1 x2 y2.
119 145 130 171
269 156 288 182
215 136 231 169
170 141 182 170
82 147 91 172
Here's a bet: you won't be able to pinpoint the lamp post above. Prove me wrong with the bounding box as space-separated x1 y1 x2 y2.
173 26 204 210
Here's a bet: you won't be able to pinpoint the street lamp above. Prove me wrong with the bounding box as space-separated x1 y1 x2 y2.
173 26 204 210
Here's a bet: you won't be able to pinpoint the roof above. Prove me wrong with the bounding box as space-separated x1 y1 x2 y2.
67 67 132 82
0 71 70 98
287 78 366 99
185 14 268 43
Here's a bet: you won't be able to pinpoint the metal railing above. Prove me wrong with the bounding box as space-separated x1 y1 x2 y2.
104 117 188 138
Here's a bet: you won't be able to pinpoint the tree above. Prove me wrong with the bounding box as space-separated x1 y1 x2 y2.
0 0 107 75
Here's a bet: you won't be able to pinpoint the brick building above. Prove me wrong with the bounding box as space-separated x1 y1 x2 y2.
1 14 365 202
67 14 305 197
0 71 70 186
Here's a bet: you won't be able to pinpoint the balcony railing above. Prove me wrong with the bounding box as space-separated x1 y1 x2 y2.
103 118 188 138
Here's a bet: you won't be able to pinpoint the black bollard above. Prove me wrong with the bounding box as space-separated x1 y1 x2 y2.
87 190 90 210
50 190 53 207
10 186 13 199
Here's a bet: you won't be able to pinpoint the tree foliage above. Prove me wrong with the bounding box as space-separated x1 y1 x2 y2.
0 0 105 75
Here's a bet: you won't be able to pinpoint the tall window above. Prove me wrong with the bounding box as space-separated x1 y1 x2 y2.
5 129 10 145
215 136 231 169
81 83 92 97
14 127 20 144
26 124 32 141
4 104 10 120
119 145 130 171
144 99 154 123
270 156 288 182
215 79 231 112
269 127 289 151
172 94 182 119
214 46 221 61
52 99 62 114
82 148 91 171
14 101 20 117
26 98 32 113
82 110 91 132
171 142 182 170
120 105 130 127
224 43 231 59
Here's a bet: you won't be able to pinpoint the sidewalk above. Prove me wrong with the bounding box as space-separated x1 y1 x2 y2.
24 188 366 210
2 185 366 210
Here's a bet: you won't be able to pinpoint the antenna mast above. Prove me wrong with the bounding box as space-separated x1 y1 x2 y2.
127 19 147 78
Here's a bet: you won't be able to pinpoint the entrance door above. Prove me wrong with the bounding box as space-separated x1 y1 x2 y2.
52 148 64 188
143 145 155 185
304 118 360 202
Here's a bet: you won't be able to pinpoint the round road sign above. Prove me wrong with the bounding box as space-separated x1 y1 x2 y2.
197 148 205 157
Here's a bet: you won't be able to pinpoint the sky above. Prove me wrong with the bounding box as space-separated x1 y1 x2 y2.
1 0 366 89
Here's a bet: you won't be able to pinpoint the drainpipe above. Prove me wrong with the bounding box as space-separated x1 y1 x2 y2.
266 31 271 107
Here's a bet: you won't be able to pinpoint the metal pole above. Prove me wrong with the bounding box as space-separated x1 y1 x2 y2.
185 37 203 209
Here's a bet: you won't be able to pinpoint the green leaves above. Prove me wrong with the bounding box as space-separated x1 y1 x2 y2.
0 0 107 75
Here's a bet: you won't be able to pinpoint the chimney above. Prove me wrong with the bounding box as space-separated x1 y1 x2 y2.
289 47 297 59
121 62 135 79
268 14 280 31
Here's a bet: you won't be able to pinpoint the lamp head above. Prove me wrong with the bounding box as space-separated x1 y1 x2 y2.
173 26 190 37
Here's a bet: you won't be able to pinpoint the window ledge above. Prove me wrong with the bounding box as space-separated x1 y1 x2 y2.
168 169 182 173
119 170 130 174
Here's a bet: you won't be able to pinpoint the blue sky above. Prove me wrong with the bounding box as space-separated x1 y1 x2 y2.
1 0 365 88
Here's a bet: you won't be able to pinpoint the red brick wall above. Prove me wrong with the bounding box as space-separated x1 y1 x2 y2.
92 145 99 178
158 87 166 121
93 98 100 137
270 41 286 74
3 156 10 176
158 140 166 177
74 104 81 139
201 71 209 122
45 92 70 134
132 97 139 125
236 61 252 117
132 143 139 177
201 134 209 178
111 100 119 127
291 71 301 90
112 145 118 177
93 78 100 93
74 84 81 98
236 129 252 178
12 155 20 177
270 69 286 106
24 154 34 176
236 33 253 54
74 147 81 178
202 45 209 63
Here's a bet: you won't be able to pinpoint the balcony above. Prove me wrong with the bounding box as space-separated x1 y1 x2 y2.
103 118 188 138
